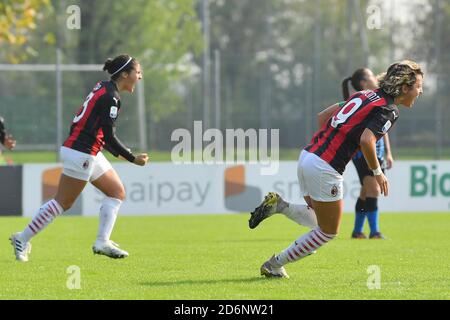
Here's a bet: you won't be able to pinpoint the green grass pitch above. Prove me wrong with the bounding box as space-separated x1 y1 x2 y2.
0 213 449 299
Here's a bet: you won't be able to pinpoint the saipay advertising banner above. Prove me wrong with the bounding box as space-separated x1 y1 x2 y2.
21 161 450 217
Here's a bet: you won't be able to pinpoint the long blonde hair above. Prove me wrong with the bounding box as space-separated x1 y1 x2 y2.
379 60 423 97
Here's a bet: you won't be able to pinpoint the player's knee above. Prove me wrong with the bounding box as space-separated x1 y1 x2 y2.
366 180 381 197
113 185 126 201
56 198 74 211
318 225 339 236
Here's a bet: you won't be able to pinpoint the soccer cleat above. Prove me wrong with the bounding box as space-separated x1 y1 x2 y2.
92 240 129 259
369 232 386 239
249 192 285 229
9 232 32 262
260 255 289 278
351 231 368 239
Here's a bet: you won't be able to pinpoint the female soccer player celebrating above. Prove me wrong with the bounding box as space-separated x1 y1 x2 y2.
10 54 148 262
249 60 423 278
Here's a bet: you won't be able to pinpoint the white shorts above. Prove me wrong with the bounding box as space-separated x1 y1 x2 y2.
297 150 343 202
60 146 112 182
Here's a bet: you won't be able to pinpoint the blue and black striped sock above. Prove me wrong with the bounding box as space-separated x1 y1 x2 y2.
353 198 366 233
365 197 379 235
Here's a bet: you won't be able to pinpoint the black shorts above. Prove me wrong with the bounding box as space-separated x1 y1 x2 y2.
352 156 385 186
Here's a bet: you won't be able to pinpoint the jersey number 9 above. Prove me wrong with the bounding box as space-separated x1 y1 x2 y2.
331 98 363 128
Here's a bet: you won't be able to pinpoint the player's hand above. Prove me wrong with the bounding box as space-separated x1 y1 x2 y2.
133 153 149 166
375 173 389 196
386 154 394 170
3 135 16 150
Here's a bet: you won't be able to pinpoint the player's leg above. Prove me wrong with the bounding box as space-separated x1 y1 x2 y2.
279 160 318 228
260 151 340 278
90 153 128 258
248 192 318 229
352 187 367 238
91 168 125 243
249 151 318 229
352 157 368 239
275 200 341 263
10 175 86 261
10 147 90 262
363 175 385 239
26 174 86 239
261 199 341 278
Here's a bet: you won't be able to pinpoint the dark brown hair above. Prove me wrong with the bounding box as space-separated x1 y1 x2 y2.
103 54 137 80
342 68 370 100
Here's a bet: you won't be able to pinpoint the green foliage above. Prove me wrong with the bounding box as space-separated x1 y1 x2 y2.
65 0 203 120
1 0 203 122
0 0 52 63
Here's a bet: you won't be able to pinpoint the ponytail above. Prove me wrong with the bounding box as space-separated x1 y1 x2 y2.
342 77 352 100
342 68 369 101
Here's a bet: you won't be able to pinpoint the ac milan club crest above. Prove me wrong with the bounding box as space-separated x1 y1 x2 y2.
331 185 338 197
82 160 90 170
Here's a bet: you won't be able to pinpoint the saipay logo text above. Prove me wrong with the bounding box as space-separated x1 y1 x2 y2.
410 165 450 197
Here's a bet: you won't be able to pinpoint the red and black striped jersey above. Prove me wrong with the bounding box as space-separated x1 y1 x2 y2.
63 81 120 155
304 89 398 174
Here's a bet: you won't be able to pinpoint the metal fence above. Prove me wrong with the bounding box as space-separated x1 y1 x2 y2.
0 0 449 159
1 58 449 159
0 64 147 152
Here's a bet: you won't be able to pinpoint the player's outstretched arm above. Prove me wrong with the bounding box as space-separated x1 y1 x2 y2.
102 125 137 163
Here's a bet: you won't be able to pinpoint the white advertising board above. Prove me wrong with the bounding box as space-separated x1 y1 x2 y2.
22 161 450 216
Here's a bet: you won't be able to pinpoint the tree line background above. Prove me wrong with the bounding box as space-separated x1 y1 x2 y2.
0 0 449 158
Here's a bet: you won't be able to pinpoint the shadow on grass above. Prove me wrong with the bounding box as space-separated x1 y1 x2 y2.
140 276 279 287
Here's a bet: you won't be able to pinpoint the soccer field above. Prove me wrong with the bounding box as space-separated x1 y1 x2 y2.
0 213 449 300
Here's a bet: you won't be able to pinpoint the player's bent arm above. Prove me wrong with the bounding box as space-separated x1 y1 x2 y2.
360 129 389 196
360 129 379 170
317 103 340 128
102 125 136 163
118 153 147 164
103 127 148 166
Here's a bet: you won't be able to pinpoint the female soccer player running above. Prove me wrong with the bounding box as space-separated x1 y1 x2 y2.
10 54 149 262
342 69 393 239
249 60 423 278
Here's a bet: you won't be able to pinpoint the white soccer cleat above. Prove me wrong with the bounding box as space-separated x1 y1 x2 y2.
9 232 32 262
92 240 129 259
260 255 289 278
